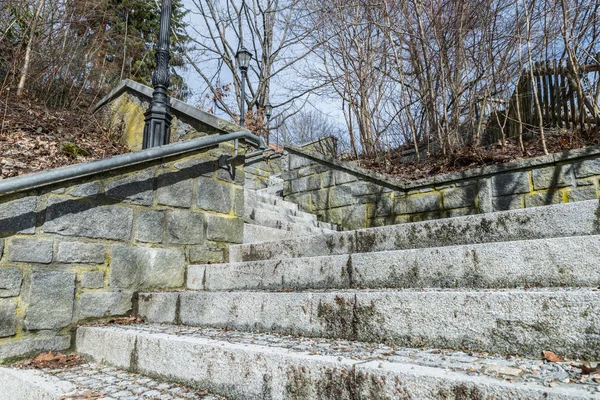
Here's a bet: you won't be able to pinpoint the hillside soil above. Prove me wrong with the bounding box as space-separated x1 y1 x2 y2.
350 129 600 180
0 92 128 179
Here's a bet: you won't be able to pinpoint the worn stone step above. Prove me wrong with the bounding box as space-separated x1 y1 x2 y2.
243 224 300 243
191 235 600 291
135 288 600 359
230 199 600 262
245 190 298 211
244 202 319 221
0 361 222 399
245 208 335 233
76 324 600 400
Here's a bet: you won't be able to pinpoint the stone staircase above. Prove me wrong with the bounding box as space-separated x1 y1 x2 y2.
243 175 338 244
3 200 600 398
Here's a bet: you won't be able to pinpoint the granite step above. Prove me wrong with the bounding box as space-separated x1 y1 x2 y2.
76 324 600 400
0 361 222 400
190 235 600 291
245 190 299 211
243 223 335 244
135 288 600 359
245 208 337 233
230 199 600 262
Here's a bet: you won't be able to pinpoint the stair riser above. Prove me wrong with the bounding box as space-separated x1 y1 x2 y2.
192 236 600 291
136 291 600 359
76 327 587 400
230 200 600 262
243 224 300 243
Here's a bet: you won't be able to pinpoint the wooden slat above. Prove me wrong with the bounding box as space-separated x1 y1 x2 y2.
554 60 562 128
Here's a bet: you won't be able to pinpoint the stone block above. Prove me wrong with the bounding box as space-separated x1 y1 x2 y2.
197 179 233 214
524 191 563 208
7 238 53 264
206 215 244 243
393 195 409 215
78 291 132 319
574 158 600 178
67 182 100 198
0 238 2 258
532 165 573 190
568 187 598 203
406 192 441 213
351 182 381 196
327 205 367 230
329 185 355 208
0 299 16 337
297 166 316 178
374 194 393 217
80 271 105 289
447 208 478 218
491 171 530 196
283 181 292 196
189 247 224 264
477 179 493 213
215 165 244 185
0 268 22 297
290 177 308 193
492 195 522 211
233 188 244 217
0 336 70 362
173 157 214 175
576 178 595 186
442 186 476 209
333 170 357 185
105 170 154 205
165 211 205 244
110 246 185 290
321 172 334 188
43 196 133 240
134 210 164 243
289 154 313 170
157 173 193 208
0 197 37 234
56 242 105 264
306 175 322 191
25 271 75 330
310 189 329 211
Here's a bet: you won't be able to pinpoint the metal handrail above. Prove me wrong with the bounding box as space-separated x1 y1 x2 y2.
0 131 266 196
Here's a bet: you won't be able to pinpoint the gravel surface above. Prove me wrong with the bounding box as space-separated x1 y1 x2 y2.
115 323 600 394
32 362 225 400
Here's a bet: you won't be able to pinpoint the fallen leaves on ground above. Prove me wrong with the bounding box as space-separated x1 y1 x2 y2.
0 92 128 179
571 363 600 374
346 129 600 180
84 315 144 326
543 350 564 363
20 352 85 369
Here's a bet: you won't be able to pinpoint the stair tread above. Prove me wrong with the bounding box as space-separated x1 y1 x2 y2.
230 199 600 262
192 234 600 290
78 324 600 399
0 361 222 400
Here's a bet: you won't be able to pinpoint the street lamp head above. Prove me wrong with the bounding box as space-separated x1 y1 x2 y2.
236 46 252 72
265 103 273 121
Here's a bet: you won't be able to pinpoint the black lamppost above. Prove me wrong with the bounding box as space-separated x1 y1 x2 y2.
236 46 252 127
142 0 173 149
264 103 273 145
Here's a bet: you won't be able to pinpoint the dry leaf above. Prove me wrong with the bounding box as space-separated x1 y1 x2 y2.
543 350 563 363
571 363 600 374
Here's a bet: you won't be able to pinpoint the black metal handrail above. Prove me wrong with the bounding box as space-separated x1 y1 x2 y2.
0 131 266 196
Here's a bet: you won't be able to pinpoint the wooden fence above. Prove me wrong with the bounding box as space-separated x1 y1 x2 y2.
484 55 600 144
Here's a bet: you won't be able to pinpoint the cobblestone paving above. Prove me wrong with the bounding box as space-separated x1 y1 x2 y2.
39 362 225 400
117 323 600 394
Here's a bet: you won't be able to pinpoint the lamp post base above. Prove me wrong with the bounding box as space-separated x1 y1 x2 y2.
143 101 172 149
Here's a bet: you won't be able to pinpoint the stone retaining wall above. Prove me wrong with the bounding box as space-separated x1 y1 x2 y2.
245 154 286 190
283 144 600 230
0 144 244 362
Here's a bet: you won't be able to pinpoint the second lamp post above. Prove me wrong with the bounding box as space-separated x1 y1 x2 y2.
236 46 252 127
